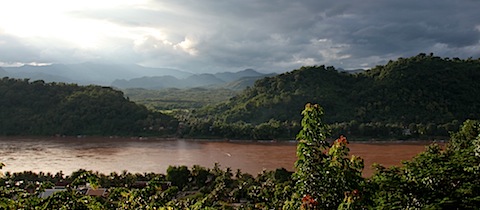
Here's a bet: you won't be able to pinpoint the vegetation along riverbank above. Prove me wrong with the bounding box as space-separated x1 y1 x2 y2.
1 104 479 209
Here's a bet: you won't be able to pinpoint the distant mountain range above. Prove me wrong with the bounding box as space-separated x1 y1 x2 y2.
1 63 193 86
1 63 276 90
111 69 276 90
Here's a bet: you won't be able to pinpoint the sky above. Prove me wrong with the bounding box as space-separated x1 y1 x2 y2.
1 0 479 73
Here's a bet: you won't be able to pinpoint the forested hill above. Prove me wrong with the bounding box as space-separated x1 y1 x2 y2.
204 65 357 124
356 54 480 124
0 78 177 136
190 54 480 139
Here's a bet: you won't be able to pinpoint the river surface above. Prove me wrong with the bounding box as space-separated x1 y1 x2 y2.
0 137 436 177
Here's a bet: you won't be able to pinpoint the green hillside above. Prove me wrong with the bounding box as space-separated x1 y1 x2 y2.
0 78 177 136
186 54 480 139
357 54 480 123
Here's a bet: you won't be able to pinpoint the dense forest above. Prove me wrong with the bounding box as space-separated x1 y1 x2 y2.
1 105 478 209
1 53 479 140
0 78 177 136
183 53 480 139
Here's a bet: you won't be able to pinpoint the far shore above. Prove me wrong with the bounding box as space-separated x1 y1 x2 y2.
0 135 448 144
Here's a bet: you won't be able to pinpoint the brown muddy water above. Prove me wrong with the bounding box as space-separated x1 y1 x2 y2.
0 137 438 177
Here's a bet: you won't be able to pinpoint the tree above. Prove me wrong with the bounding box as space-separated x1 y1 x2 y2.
369 120 480 209
166 166 190 190
286 103 365 209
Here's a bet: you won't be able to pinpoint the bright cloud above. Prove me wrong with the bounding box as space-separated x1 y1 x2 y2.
0 1 149 48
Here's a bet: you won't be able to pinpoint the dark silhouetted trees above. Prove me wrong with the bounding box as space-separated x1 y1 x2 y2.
0 78 177 136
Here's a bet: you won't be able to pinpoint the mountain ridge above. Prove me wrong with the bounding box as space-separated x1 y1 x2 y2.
111 69 274 90
3 63 193 85
2 63 272 90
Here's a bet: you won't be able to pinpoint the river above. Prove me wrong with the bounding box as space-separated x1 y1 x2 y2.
0 137 436 177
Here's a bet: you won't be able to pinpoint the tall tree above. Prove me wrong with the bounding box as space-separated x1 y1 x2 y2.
286 103 365 209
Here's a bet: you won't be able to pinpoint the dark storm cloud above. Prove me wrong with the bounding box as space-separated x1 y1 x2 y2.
321 0 480 63
1 0 479 72
150 0 480 71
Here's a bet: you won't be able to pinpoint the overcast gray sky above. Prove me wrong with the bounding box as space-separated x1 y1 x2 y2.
1 0 479 73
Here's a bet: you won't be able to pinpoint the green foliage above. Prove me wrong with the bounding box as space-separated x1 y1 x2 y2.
369 120 480 209
288 103 365 209
0 100 479 208
449 119 480 151
187 54 480 140
199 65 355 125
39 190 104 210
71 171 100 189
0 78 177 136
179 117 297 140
166 166 190 190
